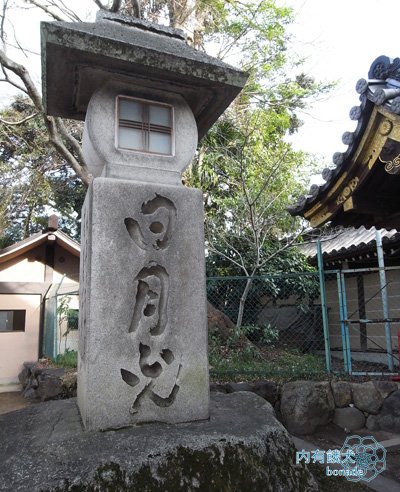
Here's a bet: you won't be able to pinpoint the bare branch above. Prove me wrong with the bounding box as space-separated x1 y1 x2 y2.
0 69 28 94
52 0 82 22
55 117 88 170
0 0 8 47
258 228 307 270
0 48 91 186
0 48 43 109
110 0 122 13
4 41 40 57
0 111 38 125
130 0 141 18
25 0 65 21
207 229 249 276
208 243 248 276
93 0 108 10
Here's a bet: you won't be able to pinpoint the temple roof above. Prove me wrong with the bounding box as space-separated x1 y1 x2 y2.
288 56 400 230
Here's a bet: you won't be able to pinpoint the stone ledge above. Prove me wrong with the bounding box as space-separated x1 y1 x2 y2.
0 392 315 491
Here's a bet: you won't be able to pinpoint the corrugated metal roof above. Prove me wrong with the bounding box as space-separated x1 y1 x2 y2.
299 226 400 259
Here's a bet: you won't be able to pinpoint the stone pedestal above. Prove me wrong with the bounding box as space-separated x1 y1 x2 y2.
77 177 209 431
0 393 318 491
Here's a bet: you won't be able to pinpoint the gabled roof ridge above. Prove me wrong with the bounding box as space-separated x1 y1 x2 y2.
0 231 46 257
0 228 81 262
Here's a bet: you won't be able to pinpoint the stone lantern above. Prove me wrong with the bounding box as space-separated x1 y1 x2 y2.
41 10 247 431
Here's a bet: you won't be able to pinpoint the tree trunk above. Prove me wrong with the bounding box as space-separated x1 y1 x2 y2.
23 207 33 239
236 277 253 328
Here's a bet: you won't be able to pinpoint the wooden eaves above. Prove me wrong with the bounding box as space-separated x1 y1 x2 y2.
288 56 400 230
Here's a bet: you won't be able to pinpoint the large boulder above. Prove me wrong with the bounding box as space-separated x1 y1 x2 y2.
366 415 380 431
34 368 65 401
333 407 365 431
280 381 335 435
373 380 398 399
377 389 400 433
0 392 317 492
351 381 383 414
330 381 352 407
207 302 235 343
224 380 279 406
19 363 77 401
252 380 279 405
225 382 254 393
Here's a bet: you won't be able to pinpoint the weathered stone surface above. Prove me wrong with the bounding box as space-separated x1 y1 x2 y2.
41 12 248 139
377 390 400 433
223 381 279 405
78 178 209 430
252 380 279 405
280 381 335 435
333 407 365 431
209 383 228 393
83 81 198 184
19 364 76 402
0 392 317 492
351 381 383 414
331 380 352 407
35 370 64 401
366 414 380 431
18 364 31 386
373 380 398 399
225 382 254 393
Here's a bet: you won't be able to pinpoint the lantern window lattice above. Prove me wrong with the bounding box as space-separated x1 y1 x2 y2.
116 96 174 156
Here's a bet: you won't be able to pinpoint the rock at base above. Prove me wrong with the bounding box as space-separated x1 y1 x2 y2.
351 381 383 415
330 381 352 408
377 389 400 433
333 407 365 431
18 362 77 402
280 381 335 435
373 380 398 399
0 392 316 492
366 414 380 431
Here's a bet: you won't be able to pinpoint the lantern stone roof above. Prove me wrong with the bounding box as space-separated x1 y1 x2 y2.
41 10 248 139
288 56 400 230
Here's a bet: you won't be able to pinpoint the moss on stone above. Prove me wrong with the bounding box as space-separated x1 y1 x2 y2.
49 440 319 492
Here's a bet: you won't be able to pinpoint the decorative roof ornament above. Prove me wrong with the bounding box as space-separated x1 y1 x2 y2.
288 55 400 230
368 56 400 82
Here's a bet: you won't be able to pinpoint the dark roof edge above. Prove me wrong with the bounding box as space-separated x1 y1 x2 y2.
288 55 400 218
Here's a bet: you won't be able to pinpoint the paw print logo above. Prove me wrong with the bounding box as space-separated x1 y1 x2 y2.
340 435 386 483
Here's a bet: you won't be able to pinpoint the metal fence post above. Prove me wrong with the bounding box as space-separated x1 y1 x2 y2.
337 271 352 374
376 230 394 371
53 274 66 358
317 240 331 373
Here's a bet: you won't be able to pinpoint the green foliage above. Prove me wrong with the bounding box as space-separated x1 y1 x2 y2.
53 348 78 368
0 96 85 244
209 324 325 381
183 1 332 294
66 309 79 330
241 324 280 346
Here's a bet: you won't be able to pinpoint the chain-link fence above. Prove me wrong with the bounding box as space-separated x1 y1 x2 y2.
206 267 400 380
40 266 400 379
207 272 329 379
